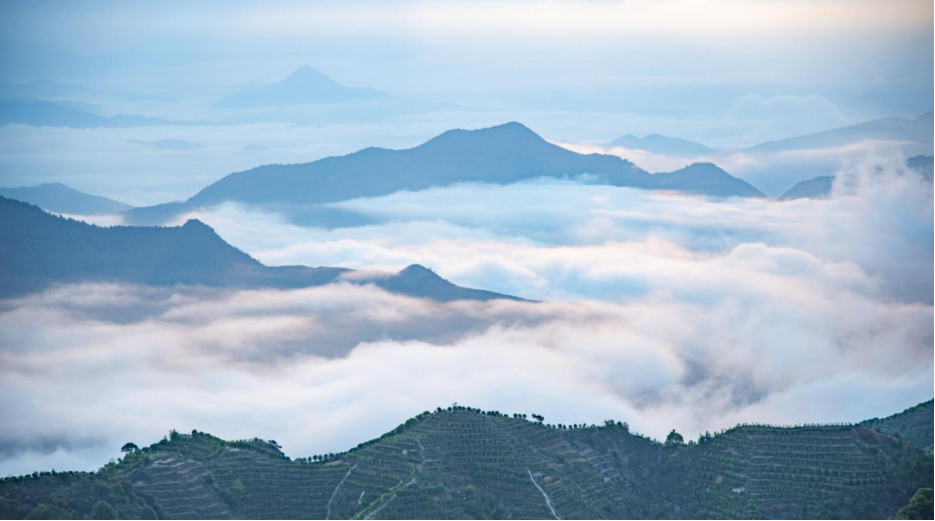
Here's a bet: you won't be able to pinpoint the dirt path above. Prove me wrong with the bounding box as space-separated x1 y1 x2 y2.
527 469 562 520
326 464 357 520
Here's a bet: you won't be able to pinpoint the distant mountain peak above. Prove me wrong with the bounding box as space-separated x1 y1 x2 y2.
284 66 340 86
214 66 390 108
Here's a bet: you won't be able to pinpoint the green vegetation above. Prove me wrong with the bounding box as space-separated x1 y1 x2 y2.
859 400 934 453
1 403 932 519
894 488 933 520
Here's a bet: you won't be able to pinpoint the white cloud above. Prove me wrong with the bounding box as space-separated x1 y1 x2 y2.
1 156 931 476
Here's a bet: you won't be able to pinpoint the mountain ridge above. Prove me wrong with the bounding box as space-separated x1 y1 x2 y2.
0 196 522 302
1 400 931 519
125 122 764 224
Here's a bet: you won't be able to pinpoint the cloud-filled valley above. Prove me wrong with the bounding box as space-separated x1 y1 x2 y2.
2 154 930 477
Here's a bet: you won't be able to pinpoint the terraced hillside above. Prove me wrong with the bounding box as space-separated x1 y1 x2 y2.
1 405 932 520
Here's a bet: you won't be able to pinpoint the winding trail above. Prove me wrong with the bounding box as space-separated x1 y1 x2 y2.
528 469 562 520
325 464 357 520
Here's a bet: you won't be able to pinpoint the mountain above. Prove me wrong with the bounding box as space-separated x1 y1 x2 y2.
0 183 134 215
0 79 89 100
604 133 713 156
779 155 934 200
779 176 835 200
0 100 200 128
0 196 520 302
859 400 934 453
746 111 934 154
215 66 391 108
1 402 931 519
651 163 764 197
125 123 764 224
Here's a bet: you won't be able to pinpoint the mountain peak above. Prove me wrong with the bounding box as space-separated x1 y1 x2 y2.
399 264 438 277
181 218 213 231
284 66 339 86
423 122 546 149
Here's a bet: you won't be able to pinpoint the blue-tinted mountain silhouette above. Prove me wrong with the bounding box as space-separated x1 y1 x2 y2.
746 112 933 154
604 133 713 156
778 155 933 200
0 196 521 302
0 183 133 215
0 99 201 128
779 176 835 201
215 66 391 108
125 122 763 224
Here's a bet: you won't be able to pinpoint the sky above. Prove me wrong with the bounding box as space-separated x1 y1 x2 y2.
1 0 932 120
0 0 932 476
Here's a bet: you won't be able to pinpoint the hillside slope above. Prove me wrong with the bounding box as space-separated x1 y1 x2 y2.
859 400 934 453
0 196 520 302
1 404 931 520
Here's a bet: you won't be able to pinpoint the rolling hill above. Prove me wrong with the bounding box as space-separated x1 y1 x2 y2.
0 183 134 215
0 196 519 302
124 122 764 224
0 402 931 519
604 133 713 157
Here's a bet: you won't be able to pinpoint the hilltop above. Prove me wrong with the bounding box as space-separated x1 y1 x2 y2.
1 402 931 519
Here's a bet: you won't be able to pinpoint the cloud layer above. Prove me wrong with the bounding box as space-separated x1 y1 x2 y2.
1 155 931 477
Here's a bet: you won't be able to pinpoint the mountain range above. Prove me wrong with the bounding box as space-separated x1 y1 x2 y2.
0 400 931 519
0 196 520 302
603 133 713 157
123 122 763 224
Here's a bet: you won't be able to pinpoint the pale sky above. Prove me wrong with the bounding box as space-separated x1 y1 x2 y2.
1 0 932 120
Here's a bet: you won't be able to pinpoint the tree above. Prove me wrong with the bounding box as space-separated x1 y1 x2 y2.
665 429 684 445
895 488 933 520
120 442 139 453
91 501 118 520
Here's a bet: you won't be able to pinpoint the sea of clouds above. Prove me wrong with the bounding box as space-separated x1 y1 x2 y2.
0 155 931 477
